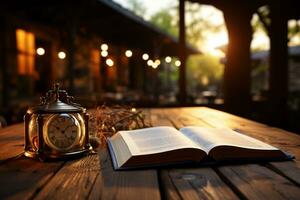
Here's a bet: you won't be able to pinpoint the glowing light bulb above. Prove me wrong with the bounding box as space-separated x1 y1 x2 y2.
147 60 153 66
125 50 132 57
165 56 172 63
154 59 161 65
152 63 158 69
36 47 45 55
106 58 114 67
101 44 108 51
142 53 149 60
58 51 66 59
101 50 108 57
175 60 181 67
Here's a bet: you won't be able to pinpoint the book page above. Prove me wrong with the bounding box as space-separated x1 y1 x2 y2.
119 126 201 156
180 126 279 153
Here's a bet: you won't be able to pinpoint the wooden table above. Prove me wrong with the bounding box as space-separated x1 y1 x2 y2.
0 107 300 199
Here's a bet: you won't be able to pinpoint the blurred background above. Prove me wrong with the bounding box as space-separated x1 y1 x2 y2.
0 0 299 133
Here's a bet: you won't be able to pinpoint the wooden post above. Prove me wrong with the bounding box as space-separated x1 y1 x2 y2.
223 7 253 116
179 0 187 104
269 2 288 126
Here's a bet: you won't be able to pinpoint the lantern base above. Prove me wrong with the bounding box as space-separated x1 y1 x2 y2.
24 146 93 161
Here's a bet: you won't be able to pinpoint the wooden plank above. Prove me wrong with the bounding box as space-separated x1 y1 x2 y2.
0 157 64 200
150 108 175 126
151 109 239 200
163 108 300 199
0 124 24 162
88 108 161 199
218 164 300 200
88 149 161 200
34 155 99 200
266 161 300 185
166 169 239 200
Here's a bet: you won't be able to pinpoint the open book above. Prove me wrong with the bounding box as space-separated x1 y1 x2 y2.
107 126 292 170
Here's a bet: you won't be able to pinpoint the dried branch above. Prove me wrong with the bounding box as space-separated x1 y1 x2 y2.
89 105 150 148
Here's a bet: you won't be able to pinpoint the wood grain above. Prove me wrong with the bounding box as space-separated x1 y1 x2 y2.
166 169 239 200
34 155 99 200
0 157 64 200
89 149 161 200
218 164 300 199
151 108 239 200
0 124 24 162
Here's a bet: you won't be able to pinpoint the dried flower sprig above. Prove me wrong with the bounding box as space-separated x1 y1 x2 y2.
89 105 150 148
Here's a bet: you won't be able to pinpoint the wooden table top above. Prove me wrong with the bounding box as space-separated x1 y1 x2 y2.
0 107 300 200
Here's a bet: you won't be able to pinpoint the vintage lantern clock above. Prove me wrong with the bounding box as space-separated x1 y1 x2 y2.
24 83 92 161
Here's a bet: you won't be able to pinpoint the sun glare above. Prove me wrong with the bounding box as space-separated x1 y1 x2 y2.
202 32 228 57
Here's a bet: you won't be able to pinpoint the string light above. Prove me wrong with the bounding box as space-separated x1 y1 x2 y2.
154 59 161 65
125 50 132 57
165 56 172 63
106 58 114 67
142 53 149 60
101 50 108 57
36 47 45 56
152 63 158 69
58 51 66 59
101 44 108 51
147 60 153 66
175 60 181 67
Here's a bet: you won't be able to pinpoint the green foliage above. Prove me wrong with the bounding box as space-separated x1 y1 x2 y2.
186 54 223 93
185 3 222 46
148 2 225 95
150 10 178 37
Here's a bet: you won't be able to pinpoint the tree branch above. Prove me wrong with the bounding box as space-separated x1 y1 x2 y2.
256 10 271 35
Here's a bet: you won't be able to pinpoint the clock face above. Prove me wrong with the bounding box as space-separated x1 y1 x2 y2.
44 114 81 151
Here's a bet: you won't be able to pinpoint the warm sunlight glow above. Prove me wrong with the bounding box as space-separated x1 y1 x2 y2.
106 58 114 67
142 53 149 60
36 47 45 56
251 30 269 50
58 51 66 59
202 32 228 57
101 44 108 51
211 49 225 57
125 50 132 57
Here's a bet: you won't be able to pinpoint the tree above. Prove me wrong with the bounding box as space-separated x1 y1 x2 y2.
150 10 178 37
149 3 226 97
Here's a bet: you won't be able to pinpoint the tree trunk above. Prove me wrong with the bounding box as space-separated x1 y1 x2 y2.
223 8 253 116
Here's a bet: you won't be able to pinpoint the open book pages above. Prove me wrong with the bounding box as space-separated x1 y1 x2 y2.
108 126 290 170
180 126 279 153
119 126 201 156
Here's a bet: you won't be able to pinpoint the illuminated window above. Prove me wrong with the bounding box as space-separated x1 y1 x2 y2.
90 49 100 76
16 29 35 75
